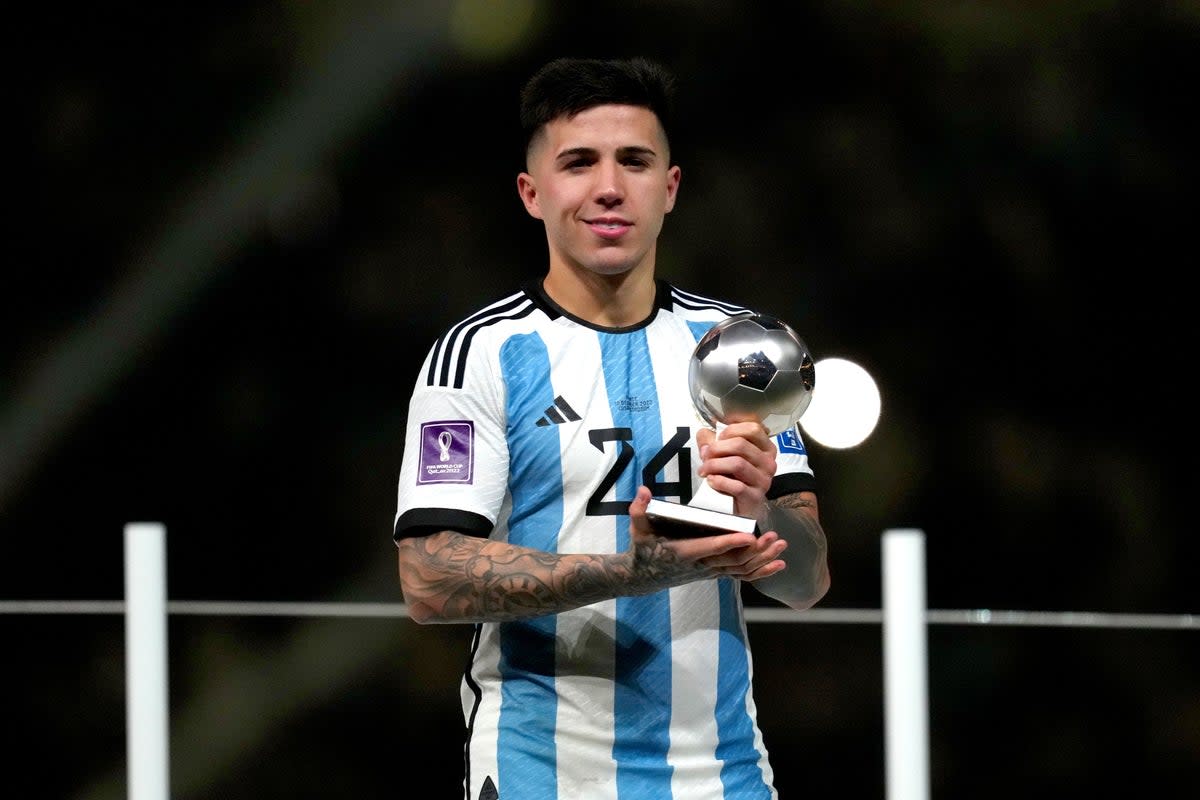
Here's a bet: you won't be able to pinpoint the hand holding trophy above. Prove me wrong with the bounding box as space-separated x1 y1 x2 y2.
646 312 816 536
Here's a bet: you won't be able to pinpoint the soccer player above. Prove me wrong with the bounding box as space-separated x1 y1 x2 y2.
393 56 830 800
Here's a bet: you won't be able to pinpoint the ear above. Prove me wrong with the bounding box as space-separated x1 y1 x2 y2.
663 165 681 214
517 172 543 220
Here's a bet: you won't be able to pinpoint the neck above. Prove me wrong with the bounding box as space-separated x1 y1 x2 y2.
542 264 657 328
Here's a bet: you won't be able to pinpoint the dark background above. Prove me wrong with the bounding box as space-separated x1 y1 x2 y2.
6 2 1197 798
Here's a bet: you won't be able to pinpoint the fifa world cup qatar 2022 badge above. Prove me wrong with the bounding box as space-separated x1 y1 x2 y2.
417 420 474 484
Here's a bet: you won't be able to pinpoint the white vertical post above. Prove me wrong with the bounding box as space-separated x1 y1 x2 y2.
124 522 169 800
883 528 930 800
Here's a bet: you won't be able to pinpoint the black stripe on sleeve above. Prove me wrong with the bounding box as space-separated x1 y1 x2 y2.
393 508 494 541
431 294 531 388
425 331 447 386
451 301 537 389
668 285 750 316
424 297 532 391
767 471 818 499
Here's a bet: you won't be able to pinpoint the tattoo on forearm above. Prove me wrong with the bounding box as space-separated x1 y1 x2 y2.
753 493 829 606
401 532 656 622
629 536 705 588
772 493 816 512
399 528 710 622
764 496 825 551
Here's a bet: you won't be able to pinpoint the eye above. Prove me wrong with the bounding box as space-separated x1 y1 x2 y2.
561 157 595 173
622 153 653 169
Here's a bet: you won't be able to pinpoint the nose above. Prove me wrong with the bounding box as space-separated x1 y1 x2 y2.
594 159 624 208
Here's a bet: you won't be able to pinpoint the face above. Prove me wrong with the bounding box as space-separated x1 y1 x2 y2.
517 104 681 280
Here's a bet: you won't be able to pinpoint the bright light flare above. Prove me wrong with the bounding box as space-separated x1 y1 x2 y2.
800 358 881 448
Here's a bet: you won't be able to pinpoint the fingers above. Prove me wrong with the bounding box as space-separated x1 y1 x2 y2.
630 485 756 553
627 485 656 537
696 423 776 513
630 484 652 512
628 485 788 585
718 421 775 450
671 529 788 580
701 531 788 580
697 422 773 455
671 529 759 555
701 424 776 474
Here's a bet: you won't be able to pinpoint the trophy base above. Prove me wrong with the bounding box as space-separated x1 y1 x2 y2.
644 498 758 537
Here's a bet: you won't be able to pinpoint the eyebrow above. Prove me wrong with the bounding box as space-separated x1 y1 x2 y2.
554 145 659 161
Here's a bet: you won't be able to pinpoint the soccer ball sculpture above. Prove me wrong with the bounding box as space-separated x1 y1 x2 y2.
688 313 816 437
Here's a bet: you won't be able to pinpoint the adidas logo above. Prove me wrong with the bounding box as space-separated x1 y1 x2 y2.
535 395 581 427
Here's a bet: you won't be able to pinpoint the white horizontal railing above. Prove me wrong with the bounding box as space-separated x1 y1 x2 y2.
3 600 1194 629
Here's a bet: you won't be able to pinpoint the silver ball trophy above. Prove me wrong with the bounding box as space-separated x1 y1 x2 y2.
645 312 816 536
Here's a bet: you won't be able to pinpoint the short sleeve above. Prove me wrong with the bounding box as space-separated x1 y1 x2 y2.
393 340 510 541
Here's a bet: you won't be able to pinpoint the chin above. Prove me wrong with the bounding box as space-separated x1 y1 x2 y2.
589 265 636 278
582 255 641 277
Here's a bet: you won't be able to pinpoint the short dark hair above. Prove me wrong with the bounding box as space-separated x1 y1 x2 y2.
519 57 677 161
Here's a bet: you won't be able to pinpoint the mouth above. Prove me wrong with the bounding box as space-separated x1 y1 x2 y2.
586 218 632 239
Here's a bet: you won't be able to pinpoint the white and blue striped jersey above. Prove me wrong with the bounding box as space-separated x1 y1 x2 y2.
394 279 817 800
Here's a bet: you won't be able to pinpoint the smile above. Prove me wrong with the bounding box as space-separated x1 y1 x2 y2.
587 219 632 239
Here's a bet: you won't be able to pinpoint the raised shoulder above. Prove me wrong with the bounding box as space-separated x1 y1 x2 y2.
422 289 539 390
664 283 753 325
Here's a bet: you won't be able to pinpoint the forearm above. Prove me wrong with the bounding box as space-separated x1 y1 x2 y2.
397 530 641 623
751 493 830 610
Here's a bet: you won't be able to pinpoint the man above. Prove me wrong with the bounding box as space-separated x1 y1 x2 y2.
393 56 829 800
